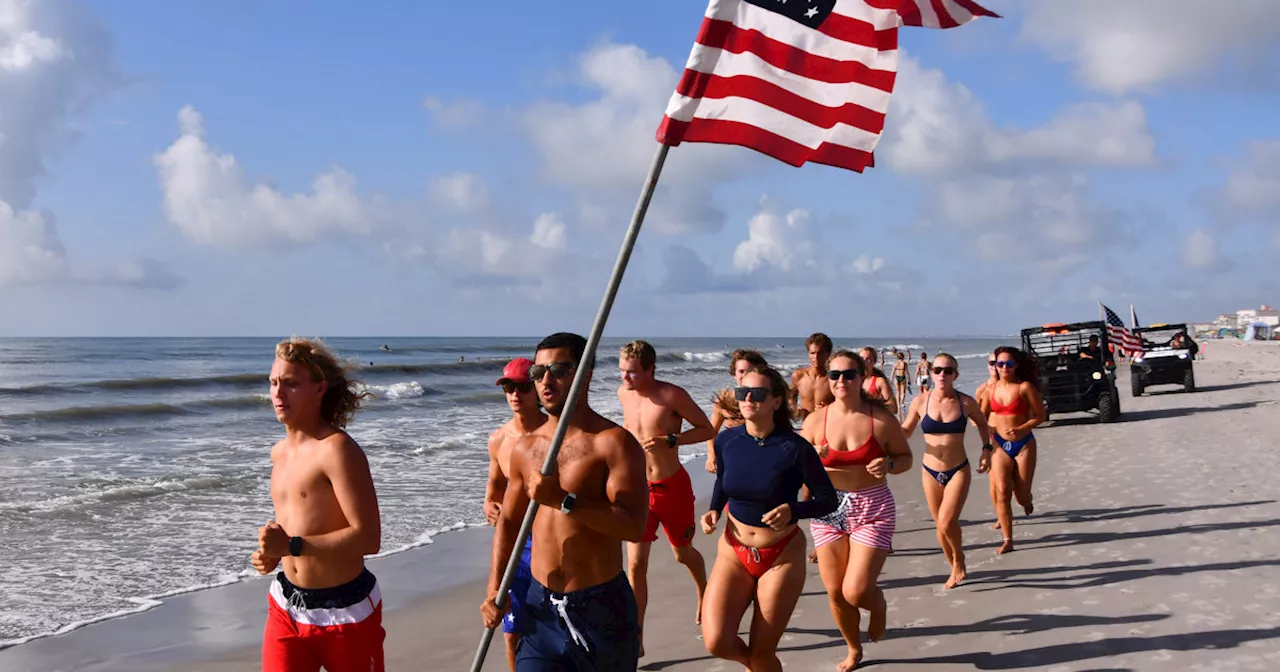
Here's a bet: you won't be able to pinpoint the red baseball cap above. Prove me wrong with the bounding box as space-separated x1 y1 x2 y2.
496 357 534 385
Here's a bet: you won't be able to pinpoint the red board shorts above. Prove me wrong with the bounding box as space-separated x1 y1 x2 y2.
263 568 385 672
644 466 696 547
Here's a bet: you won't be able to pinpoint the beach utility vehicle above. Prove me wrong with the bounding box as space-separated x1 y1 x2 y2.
1130 323 1197 396
1020 321 1121 423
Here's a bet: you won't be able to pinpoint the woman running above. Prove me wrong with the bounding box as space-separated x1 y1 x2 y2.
701 366 837 672
975 352 1002 530
981 346 1046 554
890 352 909 415
901 354 991 588
858 347 896 416
915 352 931 394
801 351 912 671
705 349 769 473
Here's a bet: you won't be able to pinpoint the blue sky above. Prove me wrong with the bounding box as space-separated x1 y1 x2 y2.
2 0 1278 338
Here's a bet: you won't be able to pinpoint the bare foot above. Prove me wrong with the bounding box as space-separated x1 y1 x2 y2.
996 538 1014 555
837 648 864 672
695 597 703 626
991 521 1001 530
944 561 967 589
638 630 645 658
867 590 887 642
1022 498 1034 516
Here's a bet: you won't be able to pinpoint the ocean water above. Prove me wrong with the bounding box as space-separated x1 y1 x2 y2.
0 336 1007 647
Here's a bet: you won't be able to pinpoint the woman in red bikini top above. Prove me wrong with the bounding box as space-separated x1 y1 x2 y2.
980 346 1047 556
858 346 898 416
799 350 912 668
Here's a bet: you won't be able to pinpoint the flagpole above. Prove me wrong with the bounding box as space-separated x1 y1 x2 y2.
468 143 671 672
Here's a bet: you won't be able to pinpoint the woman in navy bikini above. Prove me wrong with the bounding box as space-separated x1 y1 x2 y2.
701 366 837 672
981 346 1046 555
901 353 992 588
801 351 912 672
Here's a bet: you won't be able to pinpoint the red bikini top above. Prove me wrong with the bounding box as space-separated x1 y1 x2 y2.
817 405 884 467
990 387 1029 415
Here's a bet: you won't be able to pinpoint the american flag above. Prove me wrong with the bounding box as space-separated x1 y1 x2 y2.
1103 303 1142 355
655 0 998 172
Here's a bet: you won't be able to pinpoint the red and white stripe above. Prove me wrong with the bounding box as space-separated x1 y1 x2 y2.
656 0 997 172
1107 325 1142 356
811 483 896 551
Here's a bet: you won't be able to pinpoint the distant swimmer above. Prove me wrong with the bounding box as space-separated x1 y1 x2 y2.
801 351 912 670
858 347 897 416
252 337 383 672
701 365 837 672
706 349 769 474
484 358 548 670
790 333 836 423
901 353 991 589
980 347 1046 555
481 333 647 671
617 340 715 656
379 344 391 352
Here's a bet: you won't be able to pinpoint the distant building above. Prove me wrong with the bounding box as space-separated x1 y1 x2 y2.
1236 305 1279 329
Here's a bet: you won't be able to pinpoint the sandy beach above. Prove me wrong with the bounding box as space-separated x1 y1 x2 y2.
4 340 1279 672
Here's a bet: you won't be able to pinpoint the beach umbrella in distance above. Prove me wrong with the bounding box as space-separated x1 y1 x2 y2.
469 1 1000 669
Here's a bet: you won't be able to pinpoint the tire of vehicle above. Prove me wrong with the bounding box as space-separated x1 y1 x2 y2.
1131 373 1144 397
1183 369 1196 393
1098 390 1119 423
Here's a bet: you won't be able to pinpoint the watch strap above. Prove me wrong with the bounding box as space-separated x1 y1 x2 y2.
560 492 577 514
289 536 303 557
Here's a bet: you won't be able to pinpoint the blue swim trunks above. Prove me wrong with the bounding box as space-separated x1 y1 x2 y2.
515 572 639 672
502 535 534 635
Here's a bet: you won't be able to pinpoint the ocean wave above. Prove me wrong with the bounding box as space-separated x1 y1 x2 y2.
0 372 267 398
672 351 728 363
1 395 272 422
0 474 244 514
364 381 429 400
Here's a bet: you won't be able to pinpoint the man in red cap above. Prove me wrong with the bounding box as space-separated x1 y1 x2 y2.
484 357 547 670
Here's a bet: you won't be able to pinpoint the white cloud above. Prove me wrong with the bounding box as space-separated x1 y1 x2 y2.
884 57 1156 176
530 212 566 251
428 172 490 214
733 207 817 273
1183 228 1223 271
0 0 177 290
850 254 884 275
154 105 377 248
1219 140 1280 215
521 42 745 235
422 96 488 130
881 56 1154 283
1019 0 1280 94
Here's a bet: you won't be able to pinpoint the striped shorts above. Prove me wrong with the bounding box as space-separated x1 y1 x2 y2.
810 483 896 552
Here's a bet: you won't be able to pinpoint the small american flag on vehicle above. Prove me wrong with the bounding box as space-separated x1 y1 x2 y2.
1103 304 1142 355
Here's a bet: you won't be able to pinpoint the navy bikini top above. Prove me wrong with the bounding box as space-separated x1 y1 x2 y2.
921 390 967 435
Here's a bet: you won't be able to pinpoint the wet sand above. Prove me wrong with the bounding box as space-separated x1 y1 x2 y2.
5 341 1279 671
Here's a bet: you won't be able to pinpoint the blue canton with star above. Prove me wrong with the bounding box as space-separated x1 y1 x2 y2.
742 0 837 29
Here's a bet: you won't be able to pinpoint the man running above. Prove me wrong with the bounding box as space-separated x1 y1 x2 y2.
251 337 383 672
484 358 548 670
791 333 835 422
481 332 648 671
617 340 715 656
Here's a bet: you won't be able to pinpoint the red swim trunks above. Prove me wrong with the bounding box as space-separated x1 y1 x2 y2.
262 568 385 672
644 466 696 547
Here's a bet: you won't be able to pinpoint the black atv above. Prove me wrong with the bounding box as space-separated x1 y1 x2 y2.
1021 322 1121 423
1130 324 1198 396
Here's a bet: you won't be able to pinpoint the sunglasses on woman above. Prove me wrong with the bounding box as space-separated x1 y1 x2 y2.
734 386 770 402
987 360 996 367
994 361 1016 369
528 362 575 380
826 369 861 381
501 381 534 394
931 366 956 375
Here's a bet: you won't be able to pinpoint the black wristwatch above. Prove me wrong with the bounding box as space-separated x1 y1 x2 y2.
666 432 678 448
289 536 303 557
885 457 895 473
982 443 994 452
560 492 578 514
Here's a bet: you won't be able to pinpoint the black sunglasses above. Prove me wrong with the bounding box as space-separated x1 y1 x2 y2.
987 360 996 366
931 366 956 376
734 386 770 402
826 369 861 381
501 381 534 394
528 362 576 381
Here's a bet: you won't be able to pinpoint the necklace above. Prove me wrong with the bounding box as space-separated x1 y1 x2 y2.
746 428 770 447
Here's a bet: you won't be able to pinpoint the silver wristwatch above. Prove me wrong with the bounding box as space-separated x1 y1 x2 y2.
560 492 577 514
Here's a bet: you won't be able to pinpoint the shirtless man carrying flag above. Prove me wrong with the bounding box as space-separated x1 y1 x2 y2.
617 340 715 656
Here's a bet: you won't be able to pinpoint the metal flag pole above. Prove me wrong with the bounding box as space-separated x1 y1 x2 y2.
467 143 671 672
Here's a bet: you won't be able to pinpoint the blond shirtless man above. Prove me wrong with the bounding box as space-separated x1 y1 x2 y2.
791 333 835 422
618 340 715 656
484 358 548 671
481 332 648 672
251 337 383 672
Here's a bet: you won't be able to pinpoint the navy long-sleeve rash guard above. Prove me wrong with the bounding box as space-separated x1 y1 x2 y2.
709 425 837 527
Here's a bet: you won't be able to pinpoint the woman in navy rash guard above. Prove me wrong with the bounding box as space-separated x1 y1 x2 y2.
700 365 837 672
